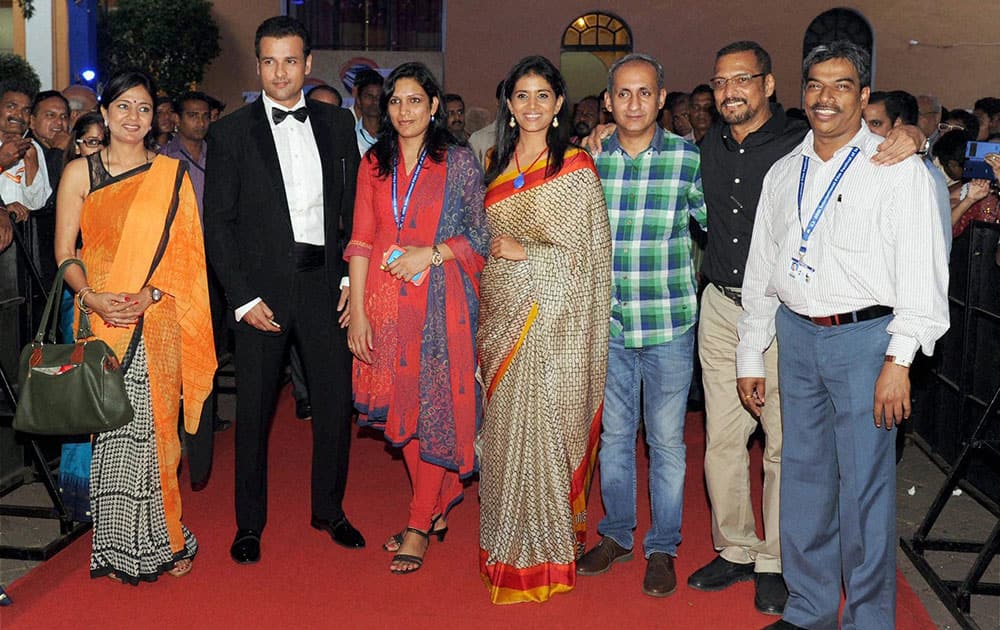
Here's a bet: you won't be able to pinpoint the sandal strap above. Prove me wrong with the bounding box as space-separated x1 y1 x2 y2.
391 553 424 566
404 527 430 540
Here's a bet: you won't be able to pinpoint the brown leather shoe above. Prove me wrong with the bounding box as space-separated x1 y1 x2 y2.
642 553 677 597
576 537 633 575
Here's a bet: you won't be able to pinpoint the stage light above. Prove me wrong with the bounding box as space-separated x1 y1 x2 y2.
81 69 96 82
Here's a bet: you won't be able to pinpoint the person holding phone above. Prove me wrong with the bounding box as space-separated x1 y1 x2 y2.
346 62 489 574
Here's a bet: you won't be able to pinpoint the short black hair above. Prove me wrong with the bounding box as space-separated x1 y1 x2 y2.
945 109 980 140
155 95 174 112
255 15 311 59
932 129 973 166
665 91 688 110
0 80 36 102
31 90 69 115
716 40 772 76
868 90 918 126
691 83 714 99
306 84 342 105
206 94 226 113
445 93 464 106
803 40 871 89
973 97 1000 117
173 91 212 113
353 67 383 94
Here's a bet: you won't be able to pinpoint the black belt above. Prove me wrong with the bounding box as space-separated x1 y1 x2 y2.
291 242 325 271
795 305 892 327
712 283 743 307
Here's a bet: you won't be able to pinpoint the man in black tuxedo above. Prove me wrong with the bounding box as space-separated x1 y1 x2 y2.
204 15 365 564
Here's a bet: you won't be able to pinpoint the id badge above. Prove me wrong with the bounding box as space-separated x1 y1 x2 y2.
787 257 816 284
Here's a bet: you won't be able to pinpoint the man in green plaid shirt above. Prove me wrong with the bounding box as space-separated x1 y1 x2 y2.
577 53 707 599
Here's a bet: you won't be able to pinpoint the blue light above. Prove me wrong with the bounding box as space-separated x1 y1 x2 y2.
81 69 96 82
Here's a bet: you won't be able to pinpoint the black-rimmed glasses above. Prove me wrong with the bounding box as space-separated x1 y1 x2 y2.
708 73 766 91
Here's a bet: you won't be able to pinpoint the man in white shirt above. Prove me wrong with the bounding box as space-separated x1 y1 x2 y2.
0 86 51 219
350 67 382 156
737 41 949 630
204 16 364 565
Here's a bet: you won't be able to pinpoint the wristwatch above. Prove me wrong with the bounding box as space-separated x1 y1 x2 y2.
916 137 931 156
885 354 912 368
430 245 443 267
149 286 163 303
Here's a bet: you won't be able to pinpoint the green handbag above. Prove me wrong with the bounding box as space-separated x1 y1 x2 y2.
12 259 135 435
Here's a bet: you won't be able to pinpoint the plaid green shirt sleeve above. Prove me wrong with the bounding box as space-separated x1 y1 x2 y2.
595 128 707 348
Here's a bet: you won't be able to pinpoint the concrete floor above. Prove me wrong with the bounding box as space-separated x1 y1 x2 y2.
2 431 997 628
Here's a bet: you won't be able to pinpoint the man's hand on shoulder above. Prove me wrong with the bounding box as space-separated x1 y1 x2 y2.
0 212 12 252
871 124 923 166
583 123 617 155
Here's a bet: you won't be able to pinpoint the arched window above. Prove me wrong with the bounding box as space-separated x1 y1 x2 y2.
560 12 632 104
803 8 875 84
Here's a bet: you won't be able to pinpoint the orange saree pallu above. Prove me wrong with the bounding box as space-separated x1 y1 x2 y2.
477 148 612 604
79 155 215 583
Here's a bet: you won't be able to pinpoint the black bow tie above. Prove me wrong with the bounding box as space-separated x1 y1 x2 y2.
272 106 309 125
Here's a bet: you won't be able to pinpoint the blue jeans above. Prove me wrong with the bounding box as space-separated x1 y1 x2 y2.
597 327 694 557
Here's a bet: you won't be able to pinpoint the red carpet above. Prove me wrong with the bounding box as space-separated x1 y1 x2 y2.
3 388 935 629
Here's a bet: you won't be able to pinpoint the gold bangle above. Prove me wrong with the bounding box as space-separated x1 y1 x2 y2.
77 287 95 314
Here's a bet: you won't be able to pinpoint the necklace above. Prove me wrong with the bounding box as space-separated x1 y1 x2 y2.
513 147 549 189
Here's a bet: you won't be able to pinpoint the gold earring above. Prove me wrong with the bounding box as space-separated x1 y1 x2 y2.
552 117 559 128
509 115 517 128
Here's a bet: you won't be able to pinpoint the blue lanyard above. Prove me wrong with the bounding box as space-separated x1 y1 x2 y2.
796 147 859 259
391 149 428 235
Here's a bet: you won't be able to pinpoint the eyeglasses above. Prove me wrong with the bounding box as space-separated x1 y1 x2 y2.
76 137 104 148
938 123 965 133
708 73 766 91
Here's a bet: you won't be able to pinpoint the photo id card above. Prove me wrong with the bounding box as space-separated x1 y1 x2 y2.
788 257 816 284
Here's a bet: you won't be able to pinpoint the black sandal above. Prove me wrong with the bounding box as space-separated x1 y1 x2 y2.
382 514 447 552
390 528 429 575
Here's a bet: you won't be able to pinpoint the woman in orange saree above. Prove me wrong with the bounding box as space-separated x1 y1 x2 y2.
477 56 612 604
55 71 215 584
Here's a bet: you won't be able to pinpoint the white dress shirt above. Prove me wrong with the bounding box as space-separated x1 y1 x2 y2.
235 91 326 322
0 138 51 209
736 123 949 378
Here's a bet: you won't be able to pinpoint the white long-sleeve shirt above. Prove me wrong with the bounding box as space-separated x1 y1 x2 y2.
0 138 50 209
736 123 949 378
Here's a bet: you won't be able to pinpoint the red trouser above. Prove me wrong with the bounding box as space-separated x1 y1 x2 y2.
402 440 460 530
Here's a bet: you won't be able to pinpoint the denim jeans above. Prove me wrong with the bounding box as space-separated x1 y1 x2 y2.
597 327 694 557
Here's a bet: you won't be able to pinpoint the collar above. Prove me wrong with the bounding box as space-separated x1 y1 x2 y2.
799 121 876 162
720 103 788 147
261 91 307 129
163 134 207 160
604 125 668 156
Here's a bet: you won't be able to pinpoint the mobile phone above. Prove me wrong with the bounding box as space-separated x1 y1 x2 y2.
381 245 426 286
963 141 1000 181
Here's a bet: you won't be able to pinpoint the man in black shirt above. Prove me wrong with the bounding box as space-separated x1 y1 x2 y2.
690 41 921 620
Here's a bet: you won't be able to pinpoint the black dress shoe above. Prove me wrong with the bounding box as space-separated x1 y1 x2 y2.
761 620 807 630
295 399 312 421
230 529 261 564
311 516 365 549
755 572 788 616
687 555 755 591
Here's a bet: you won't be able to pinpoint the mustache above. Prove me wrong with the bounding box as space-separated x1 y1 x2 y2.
6 116 26 126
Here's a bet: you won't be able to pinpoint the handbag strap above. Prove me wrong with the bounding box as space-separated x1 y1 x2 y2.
37 258 87 344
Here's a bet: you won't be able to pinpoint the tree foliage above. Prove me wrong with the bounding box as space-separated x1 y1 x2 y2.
98 0 221 96
0 53 42 97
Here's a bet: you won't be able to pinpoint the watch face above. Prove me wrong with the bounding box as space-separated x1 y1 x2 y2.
151 288 163 302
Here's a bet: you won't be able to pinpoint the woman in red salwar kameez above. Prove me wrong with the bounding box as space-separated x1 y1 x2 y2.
345 62 490 574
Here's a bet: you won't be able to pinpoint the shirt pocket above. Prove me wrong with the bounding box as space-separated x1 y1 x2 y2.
826 201 880 253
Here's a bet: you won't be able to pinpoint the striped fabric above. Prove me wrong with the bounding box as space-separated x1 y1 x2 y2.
595 127 708 348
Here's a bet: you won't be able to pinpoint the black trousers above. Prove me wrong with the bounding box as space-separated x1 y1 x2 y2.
233 267 353 532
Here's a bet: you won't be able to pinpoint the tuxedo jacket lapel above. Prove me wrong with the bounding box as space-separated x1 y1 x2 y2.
249 98 290 217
